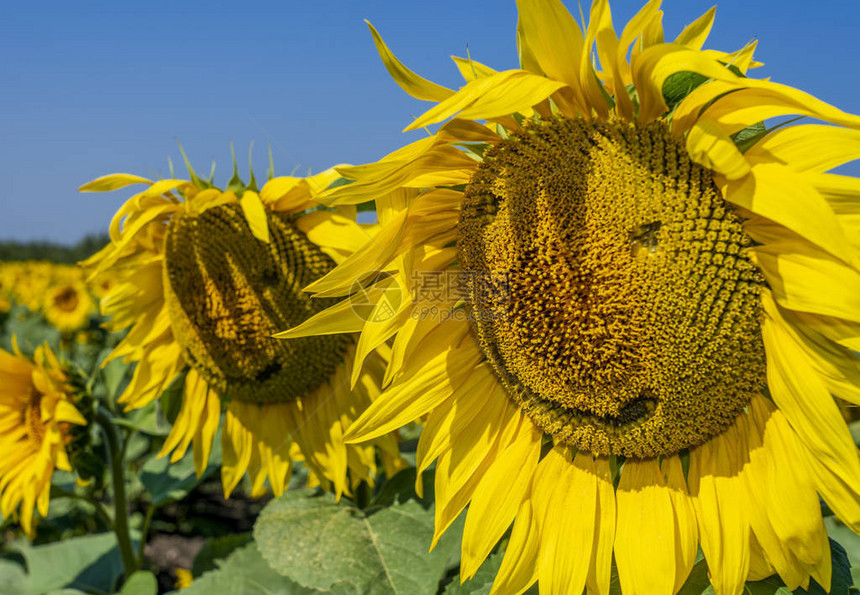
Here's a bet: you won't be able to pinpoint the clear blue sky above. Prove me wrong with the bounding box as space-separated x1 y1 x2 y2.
3 0 859 243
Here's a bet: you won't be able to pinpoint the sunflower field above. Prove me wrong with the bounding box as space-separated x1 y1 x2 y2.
3 0 860 594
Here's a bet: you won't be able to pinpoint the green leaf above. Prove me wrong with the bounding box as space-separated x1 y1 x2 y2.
111 400 171 436
0 559 28 595
2 309 60 354
158 370 187 425
443 551 504 594
662 71 708 111
371 467 434 509
732 122 767 153
139 430 221 506
179 542 327 595
15 532 130 594
676 551 711 595
192 533 253 576
119 571 158 595
254 485 462 595
98 351 131 401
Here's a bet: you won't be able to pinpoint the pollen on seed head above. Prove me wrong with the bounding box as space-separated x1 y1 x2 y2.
163 204 352 404
458 116 766 459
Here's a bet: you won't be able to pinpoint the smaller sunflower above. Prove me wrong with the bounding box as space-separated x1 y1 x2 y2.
0 341 86 536
82 159 405 498
43 280 94 333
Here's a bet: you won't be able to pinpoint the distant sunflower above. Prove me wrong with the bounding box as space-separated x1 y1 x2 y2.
43 280 94 333
0 342 86 536
284 1 860 592
81 164 404 498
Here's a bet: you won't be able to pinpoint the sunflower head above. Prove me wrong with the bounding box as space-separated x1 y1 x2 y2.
81 155 405 498
459 115 767 457
162 200 352 405
0 341 87 536
295 0 860 592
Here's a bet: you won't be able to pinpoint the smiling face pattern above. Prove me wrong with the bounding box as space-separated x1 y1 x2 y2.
458 117 766 458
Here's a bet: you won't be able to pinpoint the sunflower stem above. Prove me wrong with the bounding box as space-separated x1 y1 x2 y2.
95 409 138 578
137 504 156 567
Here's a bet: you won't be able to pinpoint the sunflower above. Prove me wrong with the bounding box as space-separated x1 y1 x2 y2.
0 342 86 536
43 280 94 333
81 164 404 498
281 1 860 592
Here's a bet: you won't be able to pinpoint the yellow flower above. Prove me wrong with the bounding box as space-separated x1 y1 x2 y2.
174 568 193 590
81 167 404 499
43 280 94 333
0 342 86 536
286 1 860 592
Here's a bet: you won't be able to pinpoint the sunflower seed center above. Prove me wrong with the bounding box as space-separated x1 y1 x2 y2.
458 116 766 458
163 204 352 404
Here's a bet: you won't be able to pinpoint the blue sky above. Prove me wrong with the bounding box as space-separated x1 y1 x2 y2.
3 0 859 243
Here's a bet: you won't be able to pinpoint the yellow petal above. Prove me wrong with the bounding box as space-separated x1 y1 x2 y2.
633 43 743 123
344 320 481 442
537 450 596 594
118 337 183 410
742 400 809 589
721 163 856 268
326 148 476 205
688 425 750 595
490 497 539 594
239 191 269 244
673 6 715 49
221 403 255 497
615 0 662 89
586 456 616 595
415 364 499 476
303 210 407 297
53 400 86 426
746 124 860 174
781 308 860 355
754 397 827 568
515 0 586 109
664 455 698 593
434 383 516 505
79 173 152 192
580 0 614 119
405 70 567 132
295 210 369 255
433 421 509 547
96 203 179 275
259 176 303 204
159 368 208 463
615 458 676 595
776 308 860 405
752 238 860 323
686 117 751 180
365 21 453 102
192 387 221 477
274 296 367 339
451 56 498 82
674 80 860 138
461 418 541 580
761 294 860 531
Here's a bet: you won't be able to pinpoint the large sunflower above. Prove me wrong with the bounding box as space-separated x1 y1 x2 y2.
0 342 86 536
81 165 404 498
282 1 860 592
